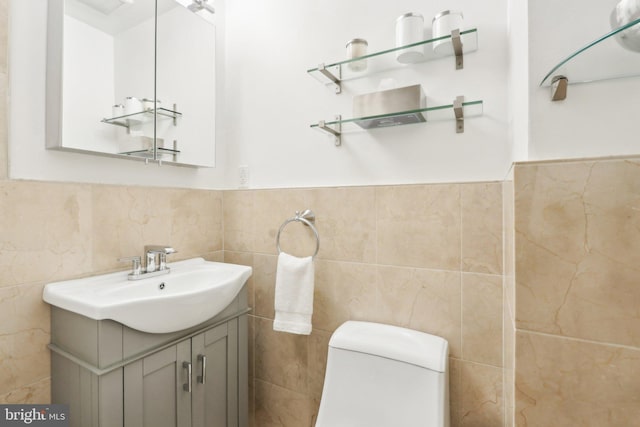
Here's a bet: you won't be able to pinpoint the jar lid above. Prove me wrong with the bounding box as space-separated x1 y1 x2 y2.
432 10 463 22
396 12 424 22
346 38 368 47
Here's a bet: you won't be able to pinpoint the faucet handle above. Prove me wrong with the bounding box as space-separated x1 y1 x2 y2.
118 256 142 277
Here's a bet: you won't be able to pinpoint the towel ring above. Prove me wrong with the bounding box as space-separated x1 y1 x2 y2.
276 209 320 259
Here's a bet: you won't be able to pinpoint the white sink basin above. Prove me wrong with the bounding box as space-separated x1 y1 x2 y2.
43 258 252 334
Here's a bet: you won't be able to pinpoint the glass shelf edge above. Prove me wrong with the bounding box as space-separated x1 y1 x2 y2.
539 17 640 87
102 107 182 124
310 100 483 128
307 28 478 73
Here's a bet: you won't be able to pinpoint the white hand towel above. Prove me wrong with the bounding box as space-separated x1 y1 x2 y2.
273 252 315 335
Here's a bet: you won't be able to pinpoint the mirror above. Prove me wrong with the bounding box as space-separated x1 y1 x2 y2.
46 0 216 167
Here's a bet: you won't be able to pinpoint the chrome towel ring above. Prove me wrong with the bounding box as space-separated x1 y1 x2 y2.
276 209 320 259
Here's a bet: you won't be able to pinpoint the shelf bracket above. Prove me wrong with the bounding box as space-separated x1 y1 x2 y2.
318 63 342 94
551 75 568 101
317 115 342 146
452 29 463 70
453 96 464 133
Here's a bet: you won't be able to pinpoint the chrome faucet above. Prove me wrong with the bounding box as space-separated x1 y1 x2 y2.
144 245 176 273
118 245 176 280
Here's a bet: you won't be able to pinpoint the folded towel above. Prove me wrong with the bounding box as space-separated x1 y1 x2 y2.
273 252 315 335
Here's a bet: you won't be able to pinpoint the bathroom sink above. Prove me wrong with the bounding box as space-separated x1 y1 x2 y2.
43 258 252 334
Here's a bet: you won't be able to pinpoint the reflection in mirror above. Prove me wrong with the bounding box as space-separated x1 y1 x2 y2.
46 0 216 167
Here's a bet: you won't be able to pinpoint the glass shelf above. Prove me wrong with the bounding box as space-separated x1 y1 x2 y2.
540 17 640 87
101 107 182 128
308 29 478 91
311 99 483 145
119 147 181 158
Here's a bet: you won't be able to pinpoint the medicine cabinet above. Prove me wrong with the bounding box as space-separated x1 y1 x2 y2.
46 0 216 167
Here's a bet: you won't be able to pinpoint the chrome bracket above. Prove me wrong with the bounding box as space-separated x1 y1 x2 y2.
452 29 463 70
318 63 342 94
551 75 568 101
317 115 342 146
453 96 464 133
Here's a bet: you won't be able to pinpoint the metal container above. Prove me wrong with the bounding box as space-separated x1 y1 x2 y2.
432 10 464 54
353 84 426 129
395 13 425 64
346 38 368 71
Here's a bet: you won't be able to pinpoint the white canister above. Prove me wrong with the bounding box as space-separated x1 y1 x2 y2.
111 104 124 118
395 12 425 64
124 96 143 115
346 38 368 72
142 98 162 111
432 10 464 55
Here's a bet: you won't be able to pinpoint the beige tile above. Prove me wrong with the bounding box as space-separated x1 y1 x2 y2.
376 184 461 270
224 251 254 308
166 188 223 256
461 182 503 274
253 189 308 256
306 187 376 263
253 254 277 319
223 190 254 252
449 358 461 427
91 185 173 272
254 380 313 427
0 329 50 396
462 273 503 367
515 331 640 427
375 266 462 357
0 181 93 287
515 160 640 347
0 377 51 404
254 317 308 393
313 260 377 333
307 328 330 400
503 284 516 427
458 361 503 427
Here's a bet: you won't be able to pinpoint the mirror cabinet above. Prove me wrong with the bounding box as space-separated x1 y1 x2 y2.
46 0 216 167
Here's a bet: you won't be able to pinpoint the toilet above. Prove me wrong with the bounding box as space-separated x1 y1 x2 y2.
315 321 449 427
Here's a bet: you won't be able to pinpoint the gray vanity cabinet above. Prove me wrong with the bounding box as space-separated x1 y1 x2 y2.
50 287 249 427
123 321 238 427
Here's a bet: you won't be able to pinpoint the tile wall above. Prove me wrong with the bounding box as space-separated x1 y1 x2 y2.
223 184 505 427
0 182 224 403
513 158 640 426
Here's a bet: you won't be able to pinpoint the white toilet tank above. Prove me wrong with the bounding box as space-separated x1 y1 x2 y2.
315 321 449 427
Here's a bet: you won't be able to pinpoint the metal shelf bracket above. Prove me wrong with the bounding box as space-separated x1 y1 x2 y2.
453 96 464 133
317 115 342 146
452 29 463 70
318 63 342 94
551 75 568 101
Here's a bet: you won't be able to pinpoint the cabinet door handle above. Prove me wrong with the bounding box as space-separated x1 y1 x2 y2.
197 354 207 384
183 361 192 392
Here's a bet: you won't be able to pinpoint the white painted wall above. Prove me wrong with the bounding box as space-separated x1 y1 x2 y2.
221 0 511 188
528 0 640 160
507 0 529 162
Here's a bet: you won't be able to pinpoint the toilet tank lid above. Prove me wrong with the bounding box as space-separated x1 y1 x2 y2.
329 321 448 372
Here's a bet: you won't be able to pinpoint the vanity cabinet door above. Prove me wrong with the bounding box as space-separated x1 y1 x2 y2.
191 320 239 427
124 340 192 427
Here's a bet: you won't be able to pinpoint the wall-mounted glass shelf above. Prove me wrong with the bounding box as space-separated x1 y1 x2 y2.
308 29 478 93
311 98 483 146
119 147 181 158
101 107 182 128
540 17 640 92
